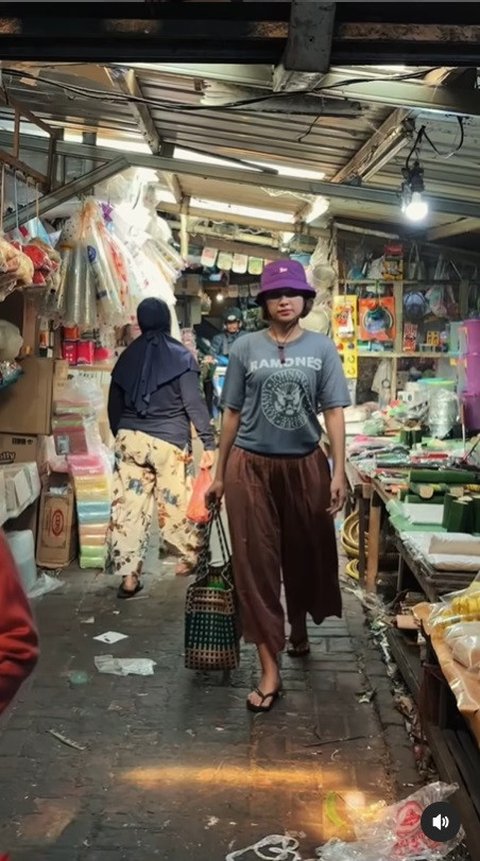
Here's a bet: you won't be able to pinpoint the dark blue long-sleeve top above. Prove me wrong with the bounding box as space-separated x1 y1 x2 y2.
108 370 216 452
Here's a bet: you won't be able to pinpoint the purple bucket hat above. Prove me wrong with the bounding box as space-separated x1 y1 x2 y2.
256 259 316 304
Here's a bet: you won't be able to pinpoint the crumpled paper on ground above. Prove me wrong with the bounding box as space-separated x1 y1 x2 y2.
94 656 156 676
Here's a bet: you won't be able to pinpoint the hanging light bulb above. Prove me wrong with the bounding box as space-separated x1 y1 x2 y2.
215 291 224 303
401 161 429 222
403 191 429 222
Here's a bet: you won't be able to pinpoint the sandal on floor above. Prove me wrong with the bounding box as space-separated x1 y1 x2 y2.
246 687 281 714
117 581 144 600
287 641 310 657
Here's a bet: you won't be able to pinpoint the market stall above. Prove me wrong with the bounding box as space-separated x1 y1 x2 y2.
0 176 187 590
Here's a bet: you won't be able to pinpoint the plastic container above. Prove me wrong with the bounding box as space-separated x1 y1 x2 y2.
462 392 480 432
6 530 37 592
457 353 480 393
459 319 480 355
63 325 79 340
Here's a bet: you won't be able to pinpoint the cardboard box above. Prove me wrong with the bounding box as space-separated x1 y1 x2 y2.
0 433 47 471
0 358 68 436
36 475 77 569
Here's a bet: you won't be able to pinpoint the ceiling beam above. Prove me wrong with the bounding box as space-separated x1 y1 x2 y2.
273 0 335 93
106 67 164 155
330 69 469 186
105 65 184 204
6 131 480 224
316 72 480 117
426 218 480 242
163 172 183 205
157 201 304 235
332 109 414 185
184 230 302 258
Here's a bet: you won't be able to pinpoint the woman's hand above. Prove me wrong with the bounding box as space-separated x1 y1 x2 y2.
328 472 347 516
200 450 216 470
205 479 224 508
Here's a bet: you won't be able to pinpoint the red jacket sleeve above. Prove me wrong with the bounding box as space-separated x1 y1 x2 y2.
0 530 38 714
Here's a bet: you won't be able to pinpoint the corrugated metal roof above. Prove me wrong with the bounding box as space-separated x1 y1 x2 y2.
0 61 478 235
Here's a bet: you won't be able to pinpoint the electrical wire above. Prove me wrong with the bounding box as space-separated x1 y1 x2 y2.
406 116 465 168
1 65 440 115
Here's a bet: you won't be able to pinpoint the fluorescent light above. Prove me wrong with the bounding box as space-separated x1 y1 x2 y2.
304 196 330 224
281 231 295 245
174 147 248 170
174 148 325 180
251 162 326 181
190 197 295 224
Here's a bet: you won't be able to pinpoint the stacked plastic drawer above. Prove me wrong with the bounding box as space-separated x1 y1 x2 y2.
68 453 112 569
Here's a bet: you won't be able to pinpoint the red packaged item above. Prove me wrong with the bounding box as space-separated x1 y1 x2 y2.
62 340 78 366
77 341 95 365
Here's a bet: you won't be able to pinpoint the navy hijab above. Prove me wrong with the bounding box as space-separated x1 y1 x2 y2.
112 298 196 417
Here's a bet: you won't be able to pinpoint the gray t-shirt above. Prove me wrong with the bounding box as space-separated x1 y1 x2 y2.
221 330 351 455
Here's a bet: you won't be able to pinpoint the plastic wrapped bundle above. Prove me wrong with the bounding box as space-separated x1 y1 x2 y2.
69 451 112 569
62 244 98 328
54 378 104 418
85 204 124 325
43 246 71 320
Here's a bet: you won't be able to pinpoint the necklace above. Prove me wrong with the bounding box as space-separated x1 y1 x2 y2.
269 324 299 364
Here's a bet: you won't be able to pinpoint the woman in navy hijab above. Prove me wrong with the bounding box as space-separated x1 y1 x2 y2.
106 298 215 598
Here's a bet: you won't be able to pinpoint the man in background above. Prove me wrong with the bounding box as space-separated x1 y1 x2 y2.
211 307 246 360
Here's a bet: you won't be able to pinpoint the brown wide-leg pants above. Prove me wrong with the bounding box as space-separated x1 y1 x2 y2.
224 446 341 655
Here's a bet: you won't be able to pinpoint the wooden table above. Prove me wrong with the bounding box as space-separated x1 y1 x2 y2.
396 534 475 600
365 477 394 593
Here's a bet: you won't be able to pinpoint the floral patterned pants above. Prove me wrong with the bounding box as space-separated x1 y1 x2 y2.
106 430 200 579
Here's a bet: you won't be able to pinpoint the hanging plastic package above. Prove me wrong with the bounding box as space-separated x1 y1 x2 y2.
83 201 123 325
108 231 134 318
64 244 87 326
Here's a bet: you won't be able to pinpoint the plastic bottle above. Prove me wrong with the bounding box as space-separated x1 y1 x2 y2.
6 530 37 592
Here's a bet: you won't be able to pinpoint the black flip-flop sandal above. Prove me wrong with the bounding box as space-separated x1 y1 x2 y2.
286 641 310 657
246 687 281 714
117 581 144 600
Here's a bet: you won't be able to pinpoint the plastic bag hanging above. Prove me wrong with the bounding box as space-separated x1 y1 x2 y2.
186 468 212 525
83 201 124 325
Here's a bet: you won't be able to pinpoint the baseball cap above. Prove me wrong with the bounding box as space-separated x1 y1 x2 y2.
224 307 242 322
257 259 316 303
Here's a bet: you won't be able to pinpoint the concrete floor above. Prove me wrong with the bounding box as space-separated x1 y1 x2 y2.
0 550 421 861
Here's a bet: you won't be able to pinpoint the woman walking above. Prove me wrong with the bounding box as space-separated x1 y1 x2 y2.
107 297 215 598
206 260 350 712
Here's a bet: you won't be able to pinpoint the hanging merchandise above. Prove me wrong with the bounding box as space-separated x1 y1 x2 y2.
232 253 248 275
0 360 22 390
107 197 182 339
403 322 418 353
0 237 34 301
382 243 404 280
359 297 396 342
0 320 23 361
332 295 358 379
372 359 394 408
201 247 218 268
217 251 233 271
248 257 263 276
